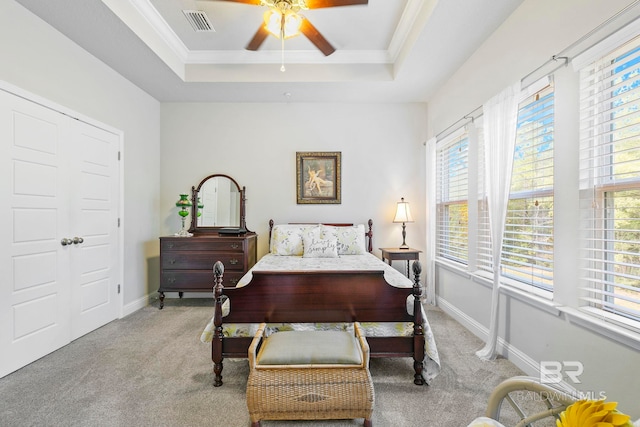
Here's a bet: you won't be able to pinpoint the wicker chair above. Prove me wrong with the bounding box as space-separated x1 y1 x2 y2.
468 376 579 427
246 322 375 427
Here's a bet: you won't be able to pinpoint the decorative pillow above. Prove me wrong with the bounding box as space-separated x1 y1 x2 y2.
302 226 338 258
322 224 366 255
270 225 313 256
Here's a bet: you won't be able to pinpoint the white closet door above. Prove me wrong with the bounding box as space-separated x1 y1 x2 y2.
69 120 119 339
0 90 72 377
0 88 121 378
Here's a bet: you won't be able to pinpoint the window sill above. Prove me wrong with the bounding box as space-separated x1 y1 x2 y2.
435 258 471 278
561 306 640 352
471 269 560 316
436 263 560 316
501 284 560 316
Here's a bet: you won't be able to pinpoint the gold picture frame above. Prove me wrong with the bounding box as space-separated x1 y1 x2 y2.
296 151 341 204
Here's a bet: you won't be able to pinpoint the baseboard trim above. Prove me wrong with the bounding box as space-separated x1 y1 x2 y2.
435 296 540 377
123 294 149 317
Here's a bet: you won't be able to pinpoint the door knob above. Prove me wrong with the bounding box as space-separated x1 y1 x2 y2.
61 238 72 246
72 237 84 245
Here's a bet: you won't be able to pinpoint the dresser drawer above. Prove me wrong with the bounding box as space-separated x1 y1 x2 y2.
158 233 257 308
160 270 245 290
161 251 245 271
161 238 245 252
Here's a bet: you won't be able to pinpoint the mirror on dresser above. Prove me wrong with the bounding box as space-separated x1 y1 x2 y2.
158 174 257 309
189 174 247 233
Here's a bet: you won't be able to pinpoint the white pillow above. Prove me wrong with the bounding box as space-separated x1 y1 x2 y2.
270 224 313 256
466 418 506 427
302 226 339 258
322 224 366 255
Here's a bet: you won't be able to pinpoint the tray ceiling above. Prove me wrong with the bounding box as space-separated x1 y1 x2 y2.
15 0 525 102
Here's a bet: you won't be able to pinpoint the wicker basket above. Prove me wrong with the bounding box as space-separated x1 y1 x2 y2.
246 323 374 427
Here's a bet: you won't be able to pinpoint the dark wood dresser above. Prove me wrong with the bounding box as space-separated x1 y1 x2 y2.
158 232 257 308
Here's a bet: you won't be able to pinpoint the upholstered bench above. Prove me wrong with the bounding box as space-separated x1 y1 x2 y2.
246 322 375 427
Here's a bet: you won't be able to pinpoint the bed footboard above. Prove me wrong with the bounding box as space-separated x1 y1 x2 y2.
210 260 425 387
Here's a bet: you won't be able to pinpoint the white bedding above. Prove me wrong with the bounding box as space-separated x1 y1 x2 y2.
237 253 412 288
200 252 441 383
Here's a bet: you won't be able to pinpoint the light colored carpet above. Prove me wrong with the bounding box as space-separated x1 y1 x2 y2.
0 299 534 427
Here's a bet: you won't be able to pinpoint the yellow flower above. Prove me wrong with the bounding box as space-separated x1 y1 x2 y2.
556 400 632 427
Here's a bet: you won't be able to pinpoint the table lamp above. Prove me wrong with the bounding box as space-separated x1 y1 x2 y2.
175 194 193 237
393 197 414 249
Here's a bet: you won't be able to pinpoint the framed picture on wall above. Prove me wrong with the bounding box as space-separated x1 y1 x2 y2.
296 151 341 204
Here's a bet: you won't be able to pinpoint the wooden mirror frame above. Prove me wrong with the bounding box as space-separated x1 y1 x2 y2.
188 174 247 234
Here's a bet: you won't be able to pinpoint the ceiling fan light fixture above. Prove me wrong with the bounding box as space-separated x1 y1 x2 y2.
282 11 302 38
263 9 302 39
261 0 308 12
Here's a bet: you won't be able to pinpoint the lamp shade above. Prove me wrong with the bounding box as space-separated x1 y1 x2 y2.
393 198 414 223
176 194 192 208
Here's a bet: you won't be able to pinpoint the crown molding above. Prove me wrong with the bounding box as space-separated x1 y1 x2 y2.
185 49 392 64
101 0 423 80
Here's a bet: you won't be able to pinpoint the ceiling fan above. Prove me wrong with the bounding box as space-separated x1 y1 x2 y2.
208 0 369 56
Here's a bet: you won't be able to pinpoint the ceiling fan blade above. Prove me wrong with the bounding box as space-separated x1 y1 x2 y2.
206 0 262 4
305 0 368 9
246 25 270 51
300 19 335 56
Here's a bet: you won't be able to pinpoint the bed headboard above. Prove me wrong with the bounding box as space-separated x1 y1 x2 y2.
268 219 374 253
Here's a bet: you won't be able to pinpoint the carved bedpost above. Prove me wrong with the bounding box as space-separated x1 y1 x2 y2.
412 261 426 385
212 261 225 387
268 219 274 245
366 219 373 253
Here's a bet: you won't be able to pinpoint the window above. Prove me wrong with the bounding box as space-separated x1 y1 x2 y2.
579 36 640 325
475 85 555 291
476 128 491 274
502 85 555 289
436 131 469 264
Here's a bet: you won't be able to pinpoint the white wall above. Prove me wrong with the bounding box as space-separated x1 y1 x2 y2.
428 0 640 418
160 102 428 260
0 1 161 313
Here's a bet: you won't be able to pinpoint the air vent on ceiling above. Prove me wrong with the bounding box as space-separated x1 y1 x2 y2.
183 10 215 32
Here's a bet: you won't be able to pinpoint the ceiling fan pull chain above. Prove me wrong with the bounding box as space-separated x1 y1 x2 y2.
280 14 286 72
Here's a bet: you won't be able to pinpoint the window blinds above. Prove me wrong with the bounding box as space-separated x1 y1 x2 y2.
502 85 555 289
436 130 469 264
578 35 640 324
476 124 492 273
475 85 555 290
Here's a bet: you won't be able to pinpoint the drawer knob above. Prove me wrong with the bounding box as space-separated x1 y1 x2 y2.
167 243 174 249
230 243 240 249
167 277 176 284
169 259 176 264
229 258 239 265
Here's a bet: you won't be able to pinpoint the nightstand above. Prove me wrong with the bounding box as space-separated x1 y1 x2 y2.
379 247 422 278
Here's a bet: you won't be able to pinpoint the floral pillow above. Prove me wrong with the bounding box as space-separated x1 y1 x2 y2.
302 226 339 258
322 224 366 255
270 224 314 256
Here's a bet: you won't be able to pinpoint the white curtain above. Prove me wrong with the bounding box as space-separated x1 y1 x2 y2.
476 81 521 361
425 137 437 305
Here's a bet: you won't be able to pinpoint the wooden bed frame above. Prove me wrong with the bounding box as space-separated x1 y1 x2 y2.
210 220 426 387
